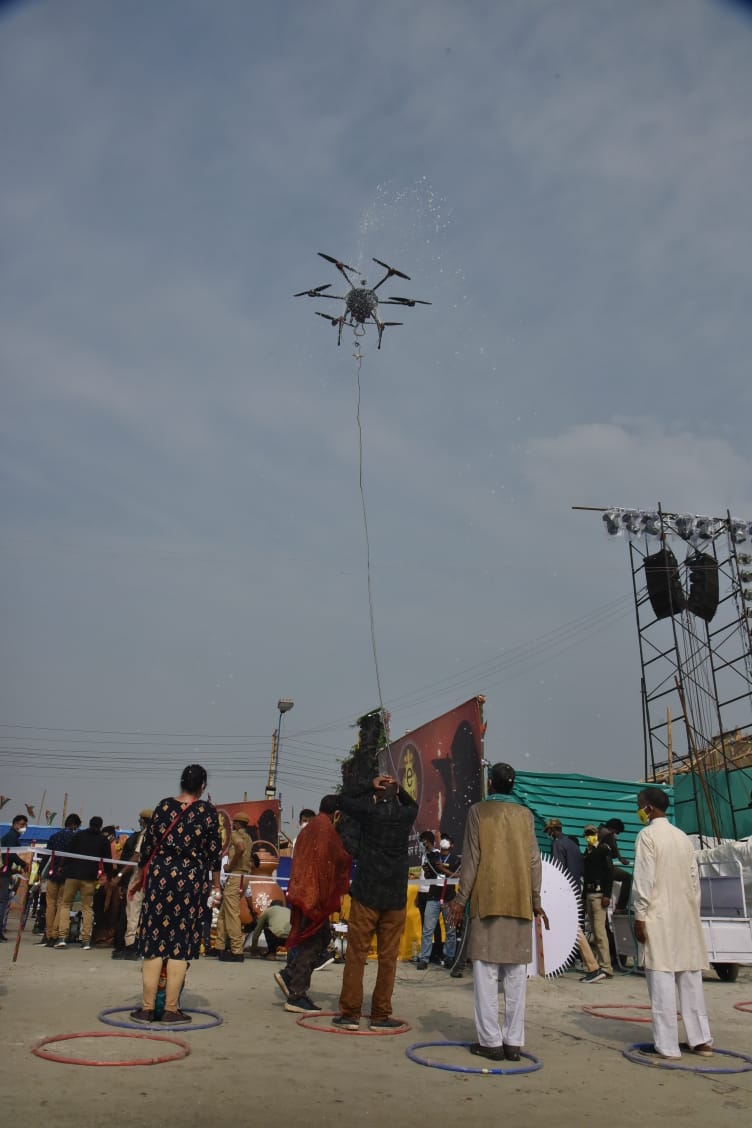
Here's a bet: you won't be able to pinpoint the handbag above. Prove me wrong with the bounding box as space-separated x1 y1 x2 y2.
127 800 195 900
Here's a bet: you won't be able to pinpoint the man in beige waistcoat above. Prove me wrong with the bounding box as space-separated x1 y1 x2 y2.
632 787 713 1061
449 762 547 1063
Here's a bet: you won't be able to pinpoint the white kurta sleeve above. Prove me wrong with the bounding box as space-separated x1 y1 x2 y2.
631 826 655 922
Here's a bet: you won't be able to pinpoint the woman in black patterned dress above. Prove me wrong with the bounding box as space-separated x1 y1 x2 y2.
131 764 222 1023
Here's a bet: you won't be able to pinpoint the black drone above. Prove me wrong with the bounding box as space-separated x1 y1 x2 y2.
294 252 430 349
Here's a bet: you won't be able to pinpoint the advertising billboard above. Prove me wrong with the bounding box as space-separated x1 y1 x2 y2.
382 696 485 866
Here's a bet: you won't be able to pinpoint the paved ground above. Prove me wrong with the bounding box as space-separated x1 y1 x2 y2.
1 934 750 1126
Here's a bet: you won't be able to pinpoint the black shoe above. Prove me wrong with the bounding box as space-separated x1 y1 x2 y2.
274 968 292 998
503 1044 521 1061
121 947 141 960
369 1017 404 1030
0 934 7 942
129 1008 155 1023
218 950 244 962
332 1014 360 1030
203 947 220 957
160 1009 192 1024
470 1042 505 1062
415 960 428 970
111 948 125 959
284 995 322 1014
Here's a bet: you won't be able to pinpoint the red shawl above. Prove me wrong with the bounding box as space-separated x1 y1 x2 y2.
286 813 351 947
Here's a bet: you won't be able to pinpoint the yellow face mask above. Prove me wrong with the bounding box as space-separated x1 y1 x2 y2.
637 807 650 825
585 834 598 848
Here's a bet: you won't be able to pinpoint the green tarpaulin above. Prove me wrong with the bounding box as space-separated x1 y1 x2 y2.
510 770 671 862
673 766 752 841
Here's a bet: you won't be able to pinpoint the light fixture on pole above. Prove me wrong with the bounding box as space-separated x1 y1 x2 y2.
266 698 294 800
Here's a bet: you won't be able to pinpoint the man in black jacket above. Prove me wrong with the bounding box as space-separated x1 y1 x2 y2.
40 814 82 946
56 816 113 950
334 774 417 1031
582 824 614 978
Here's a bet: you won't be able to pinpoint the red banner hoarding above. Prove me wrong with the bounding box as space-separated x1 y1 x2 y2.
381 696 485 866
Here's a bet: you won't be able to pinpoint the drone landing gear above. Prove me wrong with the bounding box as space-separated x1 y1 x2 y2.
374 318 403 349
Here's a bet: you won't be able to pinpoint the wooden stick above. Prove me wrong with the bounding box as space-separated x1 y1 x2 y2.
535 914 546 977
12 874 31 964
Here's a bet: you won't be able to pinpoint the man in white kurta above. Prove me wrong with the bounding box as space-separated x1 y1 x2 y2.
632 787 712 1060
449 762 546 1063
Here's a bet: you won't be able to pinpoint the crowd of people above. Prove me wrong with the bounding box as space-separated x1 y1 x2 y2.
2 760 715 1060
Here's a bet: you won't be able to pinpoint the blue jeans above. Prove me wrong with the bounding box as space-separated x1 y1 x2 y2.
419 898 456 963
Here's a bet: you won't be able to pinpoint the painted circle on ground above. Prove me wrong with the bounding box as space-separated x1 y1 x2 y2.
295 1010 411 1035
623 1043 752 1074
583 1003 676 1025
98 1006 222 1031
31 1030 190 1066
733 1000 752 1013
406 1040 542 1075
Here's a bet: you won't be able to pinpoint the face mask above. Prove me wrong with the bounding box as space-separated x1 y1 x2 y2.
637 807 650 825
585 834 597 848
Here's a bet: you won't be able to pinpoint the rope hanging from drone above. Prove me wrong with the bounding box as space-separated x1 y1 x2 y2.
294 253 430 765
352 326 391 755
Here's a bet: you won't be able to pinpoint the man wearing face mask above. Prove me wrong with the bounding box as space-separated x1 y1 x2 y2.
415 835 461 970
582 824 614 979
632 787 713 1061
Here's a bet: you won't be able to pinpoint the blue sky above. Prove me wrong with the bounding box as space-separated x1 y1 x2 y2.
2 0 751 830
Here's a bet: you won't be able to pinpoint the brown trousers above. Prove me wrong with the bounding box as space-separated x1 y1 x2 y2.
45 882 65 941
61 879 96 943
338 899 406 1021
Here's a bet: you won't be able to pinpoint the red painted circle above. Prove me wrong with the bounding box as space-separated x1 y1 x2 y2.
31 1030 190 1066
295 1010 412 1036
583 1003 680 1025
734 1000 752 1014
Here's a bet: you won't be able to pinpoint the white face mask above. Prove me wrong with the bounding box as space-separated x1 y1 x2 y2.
439 840 451 850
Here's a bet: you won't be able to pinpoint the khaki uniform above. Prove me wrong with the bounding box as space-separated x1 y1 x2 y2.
216 829 252 955
124 830 147 947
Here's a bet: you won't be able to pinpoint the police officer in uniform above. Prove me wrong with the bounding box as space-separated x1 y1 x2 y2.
112 808 153 959
216 812 252 962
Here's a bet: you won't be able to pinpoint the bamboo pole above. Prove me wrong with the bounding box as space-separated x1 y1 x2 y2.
61 793 68 824
37 789 46 828
666 709 674 786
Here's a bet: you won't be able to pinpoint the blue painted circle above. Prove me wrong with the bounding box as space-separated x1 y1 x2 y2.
406 1040 542 1075
623 1043 752 1074
98 1006 223 1031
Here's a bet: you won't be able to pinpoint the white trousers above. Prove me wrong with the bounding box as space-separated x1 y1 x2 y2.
645 969 712 1057
472 959 527 1048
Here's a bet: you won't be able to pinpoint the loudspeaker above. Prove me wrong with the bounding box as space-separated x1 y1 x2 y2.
644 548 686 619
686 551 719 622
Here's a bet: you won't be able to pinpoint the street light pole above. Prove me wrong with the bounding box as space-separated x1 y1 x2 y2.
265 697 294 800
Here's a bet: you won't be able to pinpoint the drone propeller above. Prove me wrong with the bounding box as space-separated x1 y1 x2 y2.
372 257 411 280
315 311 340 325
386 296 432 307
318 252 357 272
294 283 333 297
